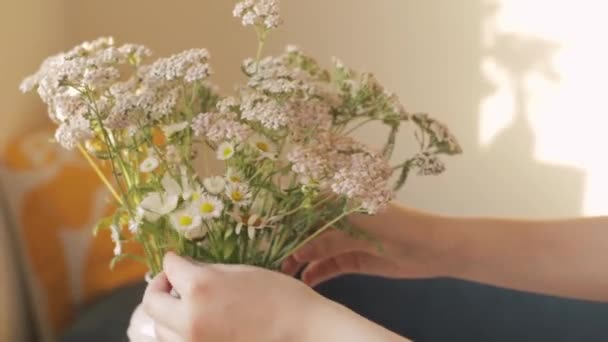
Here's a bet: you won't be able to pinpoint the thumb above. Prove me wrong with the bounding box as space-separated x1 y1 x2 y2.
163 252 213 296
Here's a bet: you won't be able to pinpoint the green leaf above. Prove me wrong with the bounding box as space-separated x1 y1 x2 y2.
224 228 234 240
109 253 147 270
92 216 113 236
223 238 238 261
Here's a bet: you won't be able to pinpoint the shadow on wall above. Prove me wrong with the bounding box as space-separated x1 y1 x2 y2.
474 1 584 218
317 1 607 342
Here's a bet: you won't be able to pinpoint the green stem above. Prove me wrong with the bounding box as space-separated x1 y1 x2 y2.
277 208 358 263
254 26 268 71
344 118 376 135
77 87 134 211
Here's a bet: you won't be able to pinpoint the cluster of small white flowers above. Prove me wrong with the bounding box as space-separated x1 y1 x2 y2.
142 48 211 84
217 97 240 114
330 152 393 214
103 78 139 129
288 133 393 213
287 100 333 141
21 37 149 100
413 153 446 176
239 92 332 137
139 85 181 121
244 56 316 95
54 115 93 150
288 133 365 182
192 112 253 144
82 67 121 91
288 146 331 182
239 91 289 130
20 38 154 147
50 90 90 123
233 0 282 29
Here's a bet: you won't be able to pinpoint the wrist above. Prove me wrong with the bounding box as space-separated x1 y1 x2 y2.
394 204 466 279
302 295 409 342
428 213 474 279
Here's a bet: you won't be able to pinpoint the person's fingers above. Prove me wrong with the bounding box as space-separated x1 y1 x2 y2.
293 230 372 263
301 252 399 287
143 273 183 332
280 255 304 277
154 323 183 342
163 252 210 296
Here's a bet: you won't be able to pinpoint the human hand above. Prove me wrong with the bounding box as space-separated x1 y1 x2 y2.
282 203 449 286
143 252 334 342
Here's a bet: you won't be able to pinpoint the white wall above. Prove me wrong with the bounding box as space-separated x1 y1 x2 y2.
0 0 69 147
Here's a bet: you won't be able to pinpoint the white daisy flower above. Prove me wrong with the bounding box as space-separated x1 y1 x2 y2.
203 176 226 195
169 209 204 240
184 226 208 240
217 142 235 160
225 183 251 206
226 167 245 183
139 173 181 221
162 121 189 138
110 224 122 256
139 156 160 173
161 172 182 195
192 194 224 219
250 135 277 159
140 192 179 222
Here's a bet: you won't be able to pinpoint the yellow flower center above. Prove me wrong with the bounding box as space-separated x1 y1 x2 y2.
179 216 193 226
256 142 270 152
223 147 233 158
200 202 215 214
231 191 243 202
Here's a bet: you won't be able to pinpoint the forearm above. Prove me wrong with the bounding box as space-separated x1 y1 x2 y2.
436 214 608 302
304 298 410 342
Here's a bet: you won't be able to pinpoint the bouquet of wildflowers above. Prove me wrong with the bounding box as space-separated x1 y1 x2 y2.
20 0 461 275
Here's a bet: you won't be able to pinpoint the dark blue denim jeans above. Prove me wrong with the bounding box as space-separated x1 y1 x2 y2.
62 276 608 342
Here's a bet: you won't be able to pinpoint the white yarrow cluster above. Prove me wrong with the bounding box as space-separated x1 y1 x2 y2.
233 0 282 29
192 112 253 144
288 133 394 213
54 115 94 150
142 48 211 84
413 153 446 176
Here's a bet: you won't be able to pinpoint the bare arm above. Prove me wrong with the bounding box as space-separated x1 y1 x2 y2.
289 203 608 303
439 214 608 301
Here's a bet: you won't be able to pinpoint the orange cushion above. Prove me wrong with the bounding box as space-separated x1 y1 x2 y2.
0 125 147 333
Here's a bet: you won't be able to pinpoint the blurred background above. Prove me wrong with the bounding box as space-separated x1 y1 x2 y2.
2 0 608 341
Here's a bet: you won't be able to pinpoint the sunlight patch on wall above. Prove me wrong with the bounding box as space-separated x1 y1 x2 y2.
481 0 608 215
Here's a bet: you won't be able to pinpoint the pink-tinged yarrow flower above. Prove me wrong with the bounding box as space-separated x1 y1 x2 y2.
233 0 282 29
192 112 252 144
